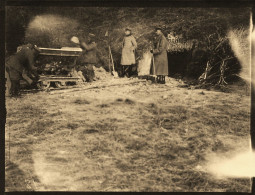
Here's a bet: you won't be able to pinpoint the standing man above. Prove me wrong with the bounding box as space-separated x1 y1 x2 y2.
121 28 137 77
5 44 40 97
150 27 169 84
75 33 99 82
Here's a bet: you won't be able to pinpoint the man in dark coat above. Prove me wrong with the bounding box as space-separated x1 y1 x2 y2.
5 44 40 97
150 27 169 84
75 33 99 82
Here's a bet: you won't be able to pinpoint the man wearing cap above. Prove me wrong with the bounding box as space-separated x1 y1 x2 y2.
5 44 40 97
150 27 169 84
75 33 99 82
121 28 137 77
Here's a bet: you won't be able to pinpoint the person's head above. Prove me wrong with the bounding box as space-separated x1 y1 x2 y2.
88 33 96 43
125 28 132 36
17 43 40 54
155 27 162 36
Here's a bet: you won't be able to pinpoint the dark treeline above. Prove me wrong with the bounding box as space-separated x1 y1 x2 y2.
6 7 250 53
5 6 250 81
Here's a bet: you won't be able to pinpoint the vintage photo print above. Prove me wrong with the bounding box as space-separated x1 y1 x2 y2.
3 2 255 192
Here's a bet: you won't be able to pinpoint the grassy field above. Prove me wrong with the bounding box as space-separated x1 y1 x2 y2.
5 76 251 192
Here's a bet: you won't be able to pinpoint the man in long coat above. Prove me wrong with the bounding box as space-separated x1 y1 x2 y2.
151 27 169 84
75 33 99 82
5 44 40 97
121 28 137 77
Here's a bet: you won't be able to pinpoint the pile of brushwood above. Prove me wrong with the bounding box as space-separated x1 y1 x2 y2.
185 29 248 89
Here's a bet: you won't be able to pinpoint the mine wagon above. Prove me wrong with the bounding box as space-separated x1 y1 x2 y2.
35 47 83 90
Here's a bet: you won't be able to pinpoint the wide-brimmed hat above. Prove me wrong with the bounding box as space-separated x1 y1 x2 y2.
155 27 162 31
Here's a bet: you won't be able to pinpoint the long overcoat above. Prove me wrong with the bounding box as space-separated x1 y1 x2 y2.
152 34 169 75
121 35 137 65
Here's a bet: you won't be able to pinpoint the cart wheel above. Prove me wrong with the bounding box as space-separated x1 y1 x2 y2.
55 81 66 88
37 81 50 90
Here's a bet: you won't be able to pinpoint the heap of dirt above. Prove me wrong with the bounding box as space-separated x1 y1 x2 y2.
93 66 113 81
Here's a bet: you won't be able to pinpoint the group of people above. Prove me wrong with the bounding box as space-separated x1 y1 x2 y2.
121 27 169 83
5 27 169 97
120 27 169 83
74 27 169 84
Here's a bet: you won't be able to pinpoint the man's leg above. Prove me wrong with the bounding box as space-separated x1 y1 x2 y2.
128 65 133 77
125 66 130 77
8 68 22 96
156 75 160 83
86 64 95 82
79 66 88 82
10 80 20 97
161 76 166 84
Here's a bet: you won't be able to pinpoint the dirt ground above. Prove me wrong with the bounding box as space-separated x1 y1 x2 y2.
5 76 252 192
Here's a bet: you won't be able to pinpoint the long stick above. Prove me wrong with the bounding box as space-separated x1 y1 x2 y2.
152 55 156 76
108 46 111 72
109 46 115 71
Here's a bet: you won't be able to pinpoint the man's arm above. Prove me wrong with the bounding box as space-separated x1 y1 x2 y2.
153 38 164 55
80 41 97 51
131 37 137 50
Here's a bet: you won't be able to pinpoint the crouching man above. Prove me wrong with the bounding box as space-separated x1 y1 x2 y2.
5 44 40 97
74 33 99 82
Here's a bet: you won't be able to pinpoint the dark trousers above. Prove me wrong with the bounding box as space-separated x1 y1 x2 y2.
77 64 95 82
122 65 133 77
10 80 20 96
6 67 21 96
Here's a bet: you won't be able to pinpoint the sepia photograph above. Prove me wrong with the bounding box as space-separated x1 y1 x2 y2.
3 3 255 192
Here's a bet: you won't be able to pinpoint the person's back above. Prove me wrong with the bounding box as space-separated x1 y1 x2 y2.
76 42 98 64
6 45 38 72
75 34 98 82
5 44 39 97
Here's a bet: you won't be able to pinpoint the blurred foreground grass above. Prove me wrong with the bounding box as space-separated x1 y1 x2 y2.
5 77 251 192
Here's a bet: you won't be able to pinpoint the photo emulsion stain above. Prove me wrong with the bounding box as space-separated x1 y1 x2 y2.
4 6 254 192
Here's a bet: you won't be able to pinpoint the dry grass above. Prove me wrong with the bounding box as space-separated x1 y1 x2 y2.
5 77 251 192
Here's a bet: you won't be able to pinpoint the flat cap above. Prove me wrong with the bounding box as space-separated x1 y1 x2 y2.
155 27 162 31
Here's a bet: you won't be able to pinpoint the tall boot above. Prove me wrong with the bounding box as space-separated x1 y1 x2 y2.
122 65 125 77
161 76 166 84
156 75 160 84
127 65 132 78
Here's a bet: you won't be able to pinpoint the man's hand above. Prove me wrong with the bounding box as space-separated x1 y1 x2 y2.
71 36 80 44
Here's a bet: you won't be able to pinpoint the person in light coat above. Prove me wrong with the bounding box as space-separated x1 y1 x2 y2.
121 28 137 77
